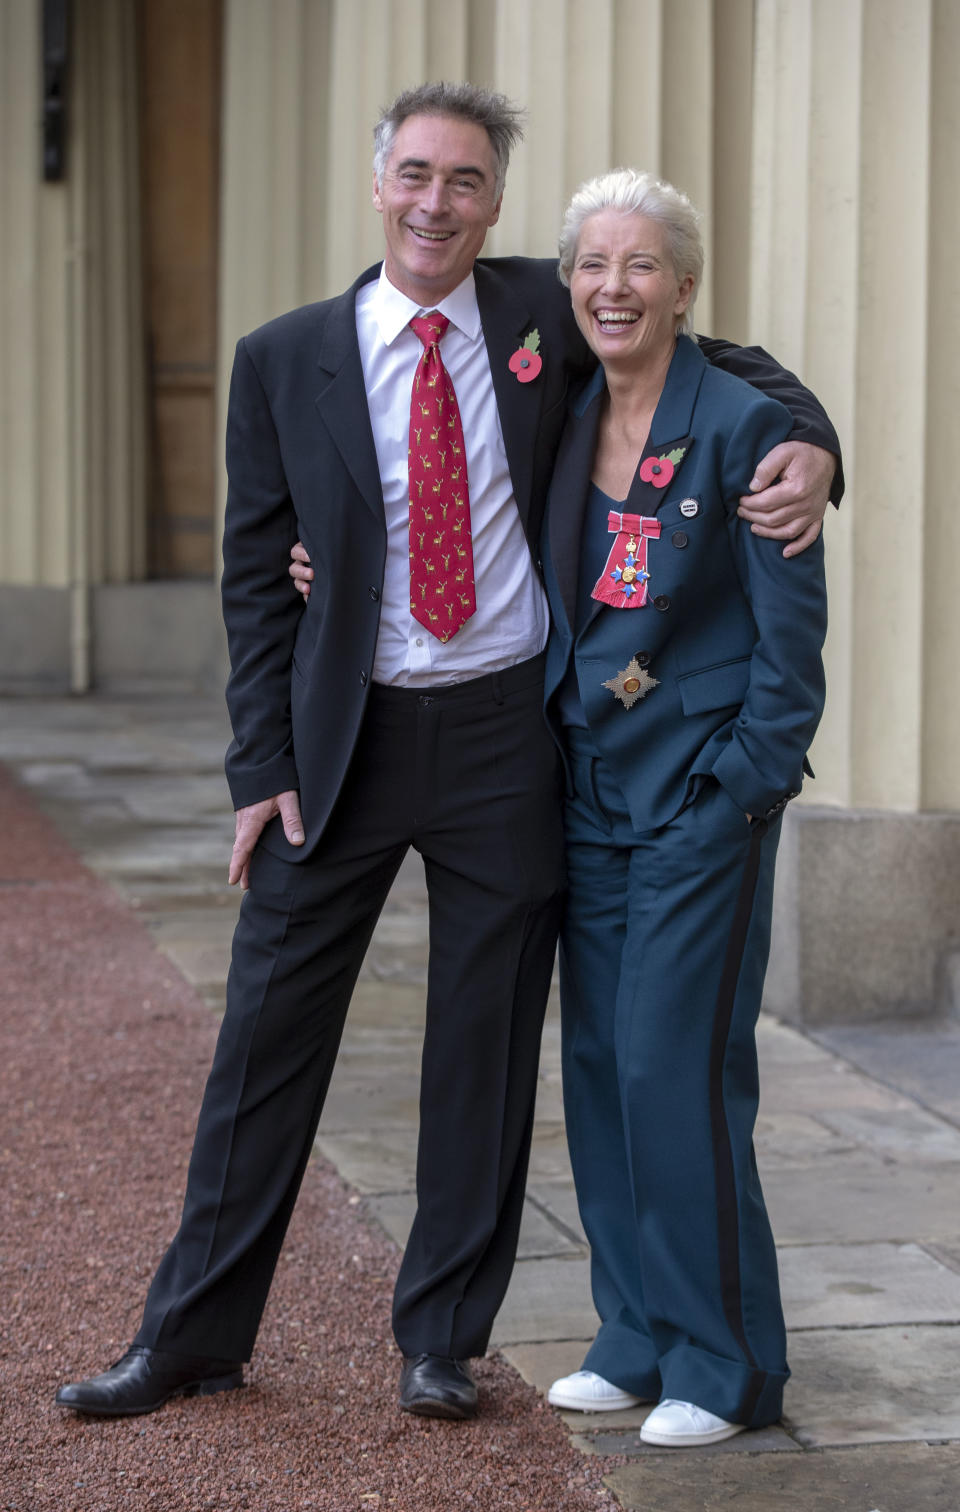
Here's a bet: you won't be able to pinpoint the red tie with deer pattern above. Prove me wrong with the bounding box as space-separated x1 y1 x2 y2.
408 313 475 641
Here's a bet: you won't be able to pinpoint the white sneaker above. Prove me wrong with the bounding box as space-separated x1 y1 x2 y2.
640 1398 745 1446
547 1369 643 1413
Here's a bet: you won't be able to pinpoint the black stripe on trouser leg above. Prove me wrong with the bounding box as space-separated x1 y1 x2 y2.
708 817 768 1425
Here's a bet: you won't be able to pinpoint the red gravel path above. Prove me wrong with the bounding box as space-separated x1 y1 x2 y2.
0 763 622 1512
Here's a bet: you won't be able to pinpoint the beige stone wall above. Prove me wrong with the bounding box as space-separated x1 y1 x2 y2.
2 0 957 816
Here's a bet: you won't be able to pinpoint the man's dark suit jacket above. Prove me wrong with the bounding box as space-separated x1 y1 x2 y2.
220 257 841 856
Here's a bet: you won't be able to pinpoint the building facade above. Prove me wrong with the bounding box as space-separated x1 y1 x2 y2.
1 0 957 1021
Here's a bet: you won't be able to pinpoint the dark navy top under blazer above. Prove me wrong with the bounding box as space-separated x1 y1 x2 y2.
541 335 828 831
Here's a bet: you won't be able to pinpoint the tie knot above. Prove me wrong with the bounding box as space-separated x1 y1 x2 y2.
410 312 449 349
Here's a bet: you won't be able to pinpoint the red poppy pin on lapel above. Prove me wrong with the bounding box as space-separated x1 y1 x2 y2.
509 329 542 383
639 446 687 488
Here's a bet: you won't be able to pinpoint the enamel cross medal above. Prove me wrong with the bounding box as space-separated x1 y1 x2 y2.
591 511 661 609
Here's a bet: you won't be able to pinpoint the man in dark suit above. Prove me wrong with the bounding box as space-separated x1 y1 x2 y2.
57 82 840 1424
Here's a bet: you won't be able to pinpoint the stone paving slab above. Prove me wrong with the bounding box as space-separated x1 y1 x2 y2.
524 1182 586 1247
341 981 427 1028
0 697 231 765
324 1041 425 1079
146 907 237 988
780 1241 960 1329
491 1256 597 1346
324 1014 427 1053
784 1323 960 1447
124 878 238 910
71 828 233 878
928 1242 960 1275
576 1423 800 1456
11 733 223 770
109 773 231 822
530 1074 566 1123
603 1441 960 1512
755 1016 842 1066
815 1104 960 1162
356 953 429 985
513 1203 585 1259
320 1071 423 1131
759 1061 916 1116
16 760 232 817
815 1021 960 1127
765 1159 960 1246
500 1340 654 1432
8 758 99 796
753 1110 861 1166
527 1120 579 1181
366 1190 584 1260
315 1130 418 1194
138 896 238 932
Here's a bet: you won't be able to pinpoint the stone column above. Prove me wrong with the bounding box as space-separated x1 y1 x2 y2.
750 0 960 1022
0 0 72 676
0 0 146 689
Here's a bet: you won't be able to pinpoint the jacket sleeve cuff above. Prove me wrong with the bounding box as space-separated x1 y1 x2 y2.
225 748 300 811
711 742 804 824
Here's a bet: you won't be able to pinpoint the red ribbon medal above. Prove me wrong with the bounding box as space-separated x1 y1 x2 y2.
591 512 661 609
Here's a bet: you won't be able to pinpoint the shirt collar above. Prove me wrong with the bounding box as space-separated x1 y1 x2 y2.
372 266 482 346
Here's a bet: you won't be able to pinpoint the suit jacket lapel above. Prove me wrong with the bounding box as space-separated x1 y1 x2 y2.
648 333 706 447
314 263 385 526
475 263 545 534
616 336 706 522
547 366 606 636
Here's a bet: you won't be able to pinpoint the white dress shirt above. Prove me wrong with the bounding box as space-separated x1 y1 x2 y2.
355 267 549 687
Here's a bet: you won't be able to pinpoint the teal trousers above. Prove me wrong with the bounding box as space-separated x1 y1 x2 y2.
560 728 788 1428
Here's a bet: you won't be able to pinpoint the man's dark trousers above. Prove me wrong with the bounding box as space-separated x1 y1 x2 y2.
134 654 563 1363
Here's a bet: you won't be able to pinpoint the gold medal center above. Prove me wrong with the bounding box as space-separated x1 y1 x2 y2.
621 566 637 584
623 676 641 693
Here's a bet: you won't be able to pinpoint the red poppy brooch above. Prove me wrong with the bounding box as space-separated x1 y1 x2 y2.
639 446 687 489
509 329 542 383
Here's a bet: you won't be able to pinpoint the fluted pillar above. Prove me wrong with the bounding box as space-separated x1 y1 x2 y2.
0 0 146 689
749 0 960 1023
69 0 148 577
922 0 960 811
748 0 959 818
0 0 71 588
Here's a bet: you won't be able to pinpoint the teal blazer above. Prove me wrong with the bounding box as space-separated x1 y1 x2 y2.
542 336 828 830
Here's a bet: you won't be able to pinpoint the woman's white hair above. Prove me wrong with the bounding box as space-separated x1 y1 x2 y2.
558 169 704 338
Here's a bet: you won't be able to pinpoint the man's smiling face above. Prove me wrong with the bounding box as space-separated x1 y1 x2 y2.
373 113 503 306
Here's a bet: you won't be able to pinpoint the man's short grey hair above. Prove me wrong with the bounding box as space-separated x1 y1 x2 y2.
557 169 704 338
373 82 525 199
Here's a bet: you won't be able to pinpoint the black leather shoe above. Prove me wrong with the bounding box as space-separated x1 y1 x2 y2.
398 1353 477 1420
55 1346 244 1417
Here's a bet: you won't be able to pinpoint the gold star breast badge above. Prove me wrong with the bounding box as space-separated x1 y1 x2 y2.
602 657 659 709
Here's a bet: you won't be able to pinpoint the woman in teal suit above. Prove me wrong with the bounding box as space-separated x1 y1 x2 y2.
542 171 827 1445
